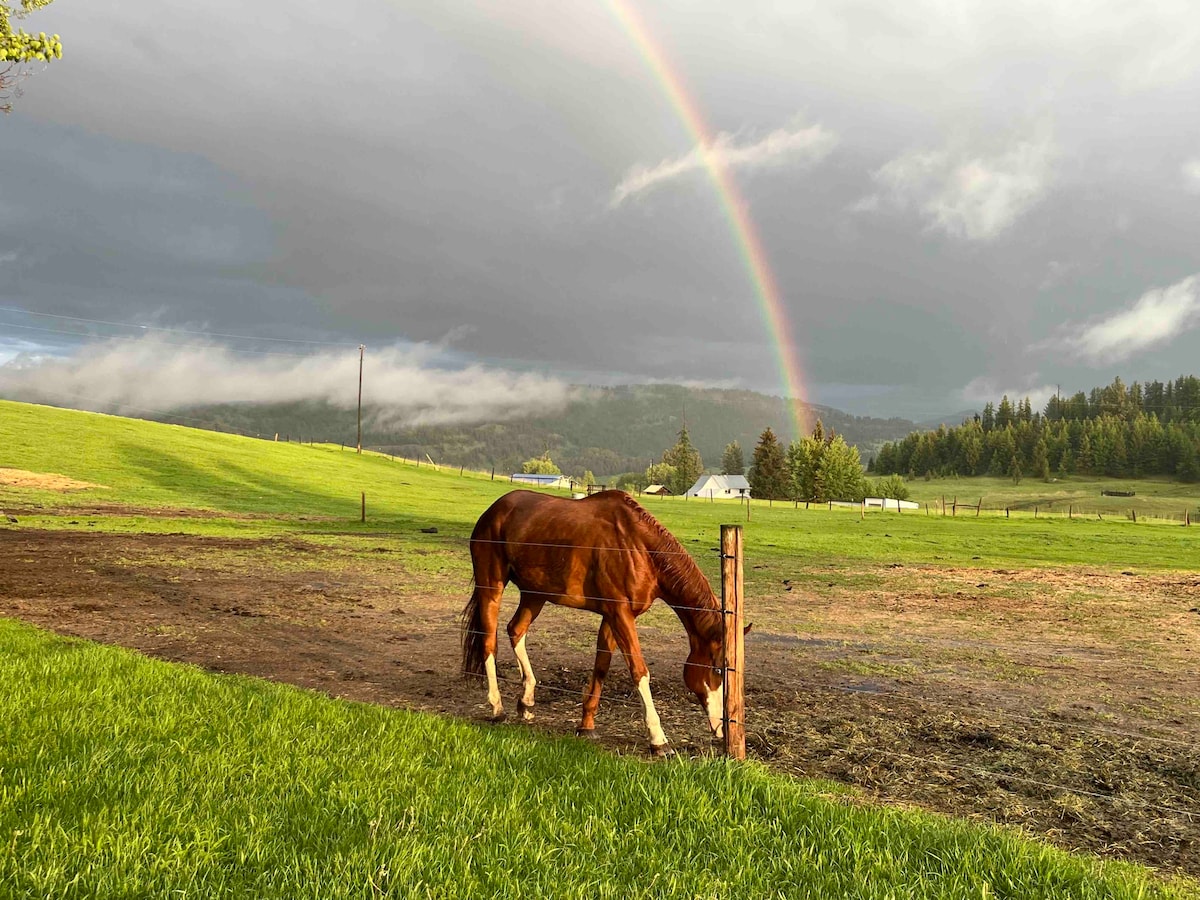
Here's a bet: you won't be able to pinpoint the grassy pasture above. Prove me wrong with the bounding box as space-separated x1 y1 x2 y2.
2 618 1193 900
2 399 1199 894
2 400 1197 575
901 474 1200 520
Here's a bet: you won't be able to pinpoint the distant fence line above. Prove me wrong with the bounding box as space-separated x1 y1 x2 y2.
253 435 1197 528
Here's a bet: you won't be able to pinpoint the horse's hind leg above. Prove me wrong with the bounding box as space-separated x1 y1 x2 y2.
506 594 546 722
577 619 616 737
463 546 507 720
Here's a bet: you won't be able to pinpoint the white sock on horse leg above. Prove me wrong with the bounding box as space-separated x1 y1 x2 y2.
636 675 668 747
484 654 503 717
513 635 537 714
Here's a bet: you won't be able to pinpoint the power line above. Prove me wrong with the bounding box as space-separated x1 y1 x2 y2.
0 320 353 360
0 304 361 347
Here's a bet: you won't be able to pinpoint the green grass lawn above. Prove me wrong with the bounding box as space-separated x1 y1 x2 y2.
2 619 1194 900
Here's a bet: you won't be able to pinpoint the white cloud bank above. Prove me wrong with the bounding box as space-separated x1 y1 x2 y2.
0 338 577 427
1048 274 1200 364
611 119 837 206
961 376 1058 413
858 138 1055 240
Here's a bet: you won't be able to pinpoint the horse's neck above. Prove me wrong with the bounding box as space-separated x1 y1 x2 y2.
660 581 722 641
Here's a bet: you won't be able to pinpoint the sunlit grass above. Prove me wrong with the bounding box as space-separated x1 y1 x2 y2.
3 399 1197 572
2 619 1194 899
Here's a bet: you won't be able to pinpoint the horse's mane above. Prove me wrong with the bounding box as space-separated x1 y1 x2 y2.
616 493 723 636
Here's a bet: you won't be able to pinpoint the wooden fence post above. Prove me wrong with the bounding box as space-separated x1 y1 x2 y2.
720 524 746 761
361 492 366 523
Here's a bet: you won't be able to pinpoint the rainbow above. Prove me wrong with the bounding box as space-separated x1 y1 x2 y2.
607 0 812 439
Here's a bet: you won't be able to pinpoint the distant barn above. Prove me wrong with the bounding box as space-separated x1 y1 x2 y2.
686 474 750 499
642 483 672 496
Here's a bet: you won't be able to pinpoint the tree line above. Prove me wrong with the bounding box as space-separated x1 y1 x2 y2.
603 422 907 503
871 376 1200 482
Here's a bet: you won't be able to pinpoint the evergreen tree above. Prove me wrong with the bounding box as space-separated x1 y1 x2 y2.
720 440 745 476
785 434 823 501
1058 447 1074 478
661 426 704 495
1032 439 1050 482
996 396 1015 430
748 427 788 500
817 435 869 501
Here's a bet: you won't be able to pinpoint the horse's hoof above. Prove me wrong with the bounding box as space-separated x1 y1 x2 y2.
517 700 535 722
575 727 597 740
649 743 674 759
489 709 506 723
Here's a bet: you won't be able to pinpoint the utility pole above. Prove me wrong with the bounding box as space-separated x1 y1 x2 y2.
356 344 365 454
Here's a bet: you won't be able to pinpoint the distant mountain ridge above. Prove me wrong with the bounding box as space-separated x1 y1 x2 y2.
165 384 919 478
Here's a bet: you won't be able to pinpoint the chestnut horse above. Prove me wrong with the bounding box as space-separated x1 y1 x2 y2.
462 489 728 754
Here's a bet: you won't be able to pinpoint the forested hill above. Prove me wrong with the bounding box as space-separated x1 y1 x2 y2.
872 376 1200 482
164 384 918 478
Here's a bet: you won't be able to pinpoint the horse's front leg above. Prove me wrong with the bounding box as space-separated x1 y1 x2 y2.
578 619 616 737
506 594 546 722
609 612 671 756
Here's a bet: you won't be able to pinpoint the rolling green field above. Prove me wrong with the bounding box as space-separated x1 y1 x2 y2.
2 400 1196 577
1 399 1198 897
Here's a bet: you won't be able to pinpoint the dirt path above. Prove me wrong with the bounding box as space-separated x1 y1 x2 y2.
1 528 1196 875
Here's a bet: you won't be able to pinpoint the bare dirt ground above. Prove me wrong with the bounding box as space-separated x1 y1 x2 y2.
0 468 103 491
1 528 1197 875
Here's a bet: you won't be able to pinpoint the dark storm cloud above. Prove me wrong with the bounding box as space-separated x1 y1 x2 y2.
4 0 1200 420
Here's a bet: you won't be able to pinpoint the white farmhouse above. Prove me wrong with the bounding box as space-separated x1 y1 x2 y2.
685 474 751 499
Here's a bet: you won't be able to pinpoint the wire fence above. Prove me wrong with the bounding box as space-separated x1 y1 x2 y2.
395 528 1200 843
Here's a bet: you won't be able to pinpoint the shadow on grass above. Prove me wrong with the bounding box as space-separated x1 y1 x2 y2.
114 442 490 538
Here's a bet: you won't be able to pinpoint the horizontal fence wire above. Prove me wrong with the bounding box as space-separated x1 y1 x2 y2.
749 718 1199 823
740 668 1198 751
464 583 724 616
459 669 649 712
466 536 701 557
462 635 1195 822
463 623 1190 747
460 628 727 674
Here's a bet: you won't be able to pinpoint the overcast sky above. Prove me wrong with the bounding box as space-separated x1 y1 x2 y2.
2 0 1199 421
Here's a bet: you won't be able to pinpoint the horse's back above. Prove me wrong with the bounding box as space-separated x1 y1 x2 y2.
474 490 642 544
471 490 656 598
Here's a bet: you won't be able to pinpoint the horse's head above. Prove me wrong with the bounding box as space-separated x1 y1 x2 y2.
684 620 751 738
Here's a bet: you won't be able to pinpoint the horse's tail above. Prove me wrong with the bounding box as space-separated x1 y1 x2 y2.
462 512 507 676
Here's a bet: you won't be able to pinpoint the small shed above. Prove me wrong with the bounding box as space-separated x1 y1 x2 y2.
642 484 672 496
686 474 751 499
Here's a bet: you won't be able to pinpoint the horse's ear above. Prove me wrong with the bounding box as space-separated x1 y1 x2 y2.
743 622 753 636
